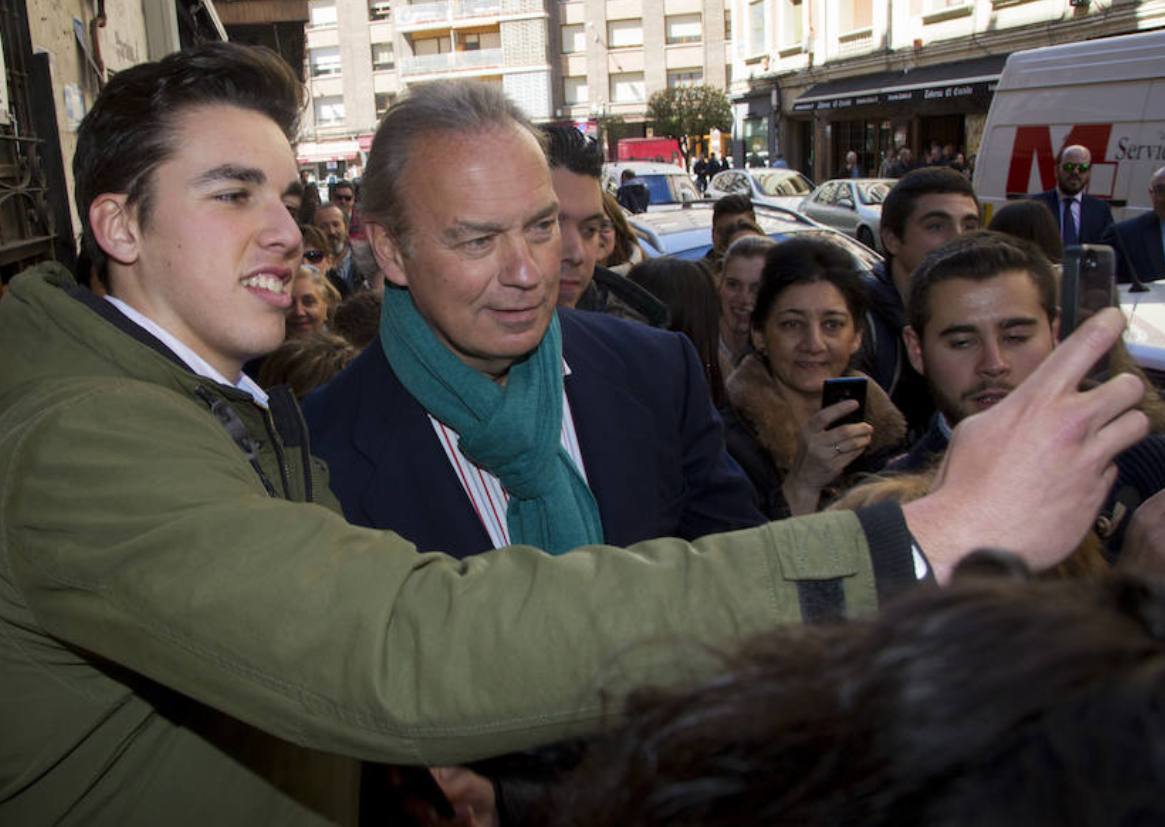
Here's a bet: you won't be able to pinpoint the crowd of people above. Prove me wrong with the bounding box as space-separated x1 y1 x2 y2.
2 40 1164 825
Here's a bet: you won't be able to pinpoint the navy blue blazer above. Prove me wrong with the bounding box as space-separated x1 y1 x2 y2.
1101 211 1165 284
302 308 765 558
1031 189 1114 245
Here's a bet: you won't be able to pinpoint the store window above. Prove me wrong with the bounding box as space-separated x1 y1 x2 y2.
610 72 646 103
665 14 701 44
608 19 644 48
743 117 769 167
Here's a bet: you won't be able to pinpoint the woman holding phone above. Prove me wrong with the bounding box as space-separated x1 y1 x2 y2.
723 238 906 517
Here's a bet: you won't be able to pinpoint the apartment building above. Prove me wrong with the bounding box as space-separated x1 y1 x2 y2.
551 0 731 152
727 0 1165 181
299 0 553 178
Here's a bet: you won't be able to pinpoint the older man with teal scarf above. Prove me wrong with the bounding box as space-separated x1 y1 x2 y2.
304 82 765 561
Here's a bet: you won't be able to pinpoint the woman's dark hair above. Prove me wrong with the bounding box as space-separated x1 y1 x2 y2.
750 237 868 334
627 257 726 407
600 191 642 268
555 568 1165 826
73 42 302 283
988 199 1065 264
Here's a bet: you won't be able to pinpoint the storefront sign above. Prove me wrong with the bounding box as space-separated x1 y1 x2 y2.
793 79 996 112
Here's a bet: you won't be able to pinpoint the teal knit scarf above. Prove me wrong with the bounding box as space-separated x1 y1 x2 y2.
379 286 604 554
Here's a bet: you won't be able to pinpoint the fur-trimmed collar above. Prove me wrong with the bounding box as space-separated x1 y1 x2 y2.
726 353 907 472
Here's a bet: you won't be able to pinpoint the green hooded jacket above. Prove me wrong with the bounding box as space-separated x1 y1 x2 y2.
0 264 917 824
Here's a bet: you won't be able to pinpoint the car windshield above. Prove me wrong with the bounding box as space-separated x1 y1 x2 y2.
641 174 700 204
856 182 892 205
754 172 813 197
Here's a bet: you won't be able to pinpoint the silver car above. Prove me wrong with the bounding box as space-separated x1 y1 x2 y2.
705 168 815 211
799 178 895 252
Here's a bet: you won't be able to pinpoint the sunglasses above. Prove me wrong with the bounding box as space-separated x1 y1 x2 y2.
303 249 327 264
1060 162 1091 174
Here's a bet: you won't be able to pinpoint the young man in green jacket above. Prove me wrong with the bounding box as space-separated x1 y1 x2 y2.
0 43 1147 824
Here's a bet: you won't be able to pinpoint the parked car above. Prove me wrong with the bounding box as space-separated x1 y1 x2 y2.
601 161 701 207
628 203 882 275
799 178 895 252
705 168 815 211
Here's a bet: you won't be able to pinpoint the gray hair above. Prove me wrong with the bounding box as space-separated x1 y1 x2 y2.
360 80 546 253
723 234 776 271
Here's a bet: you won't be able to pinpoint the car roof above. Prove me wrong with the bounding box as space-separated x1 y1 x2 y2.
629 203 882 266
603 161 689 176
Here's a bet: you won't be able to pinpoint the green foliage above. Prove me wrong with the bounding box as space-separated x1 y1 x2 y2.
646 85 733 164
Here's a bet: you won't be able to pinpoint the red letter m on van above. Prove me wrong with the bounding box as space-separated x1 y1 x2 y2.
1005 124 1112 196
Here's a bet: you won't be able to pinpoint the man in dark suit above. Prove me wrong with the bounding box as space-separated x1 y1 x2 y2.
304 82 764 561
1101 165 1165 284
1031 144 1114 246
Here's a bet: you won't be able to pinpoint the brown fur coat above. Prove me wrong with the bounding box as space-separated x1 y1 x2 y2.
726 354 908 477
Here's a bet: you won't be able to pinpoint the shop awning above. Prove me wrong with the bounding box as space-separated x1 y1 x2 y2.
792 54 1008 113
295 139 361 163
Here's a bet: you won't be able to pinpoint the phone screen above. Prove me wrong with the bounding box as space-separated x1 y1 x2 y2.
1060 244 1116 383
821 377 867 426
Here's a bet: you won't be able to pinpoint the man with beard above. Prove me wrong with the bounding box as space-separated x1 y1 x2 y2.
1031 144 1114 246
894 231 1061 471
313 201 360 295
893 230 1165 557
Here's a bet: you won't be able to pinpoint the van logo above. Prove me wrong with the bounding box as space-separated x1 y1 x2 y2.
1005 124 1114 198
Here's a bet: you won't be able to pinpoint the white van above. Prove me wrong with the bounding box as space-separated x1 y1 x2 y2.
974 29 1165 224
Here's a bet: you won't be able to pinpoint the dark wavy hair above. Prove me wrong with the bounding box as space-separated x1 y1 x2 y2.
988 199 1064 264
750 237 868 336
554 565 1165 826
73 42 302 282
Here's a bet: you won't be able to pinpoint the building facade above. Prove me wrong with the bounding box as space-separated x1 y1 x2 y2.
727 0 1165 181
298 0 553 179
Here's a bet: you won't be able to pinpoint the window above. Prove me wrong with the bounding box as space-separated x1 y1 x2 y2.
665 14 701 44
375 92 397 118
610 72 646 103
564 76 588 105
925 0 967 8
607 19 644 48
371 42 394 69
839 0 871 32
561 23 585 53
413 35 452 54
314 95 346 125
309 0 337 26
748 0 765 55
781 0 803 46
310 46 342 76
743 117 769 166
667 69 703 88
460 31 500 50
368 0 392 20
724 7 732 39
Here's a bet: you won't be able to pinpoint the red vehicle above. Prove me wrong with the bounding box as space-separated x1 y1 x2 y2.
616 137 684 167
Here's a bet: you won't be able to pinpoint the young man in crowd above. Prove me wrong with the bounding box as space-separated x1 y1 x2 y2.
863 166 982 438
0 43 1149 822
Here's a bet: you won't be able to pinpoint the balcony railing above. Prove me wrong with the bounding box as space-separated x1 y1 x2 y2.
395 0 501 26
399 47 503 74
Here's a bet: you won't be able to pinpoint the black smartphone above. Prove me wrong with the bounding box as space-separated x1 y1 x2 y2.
821 376 867 426
1061 244 1117 383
